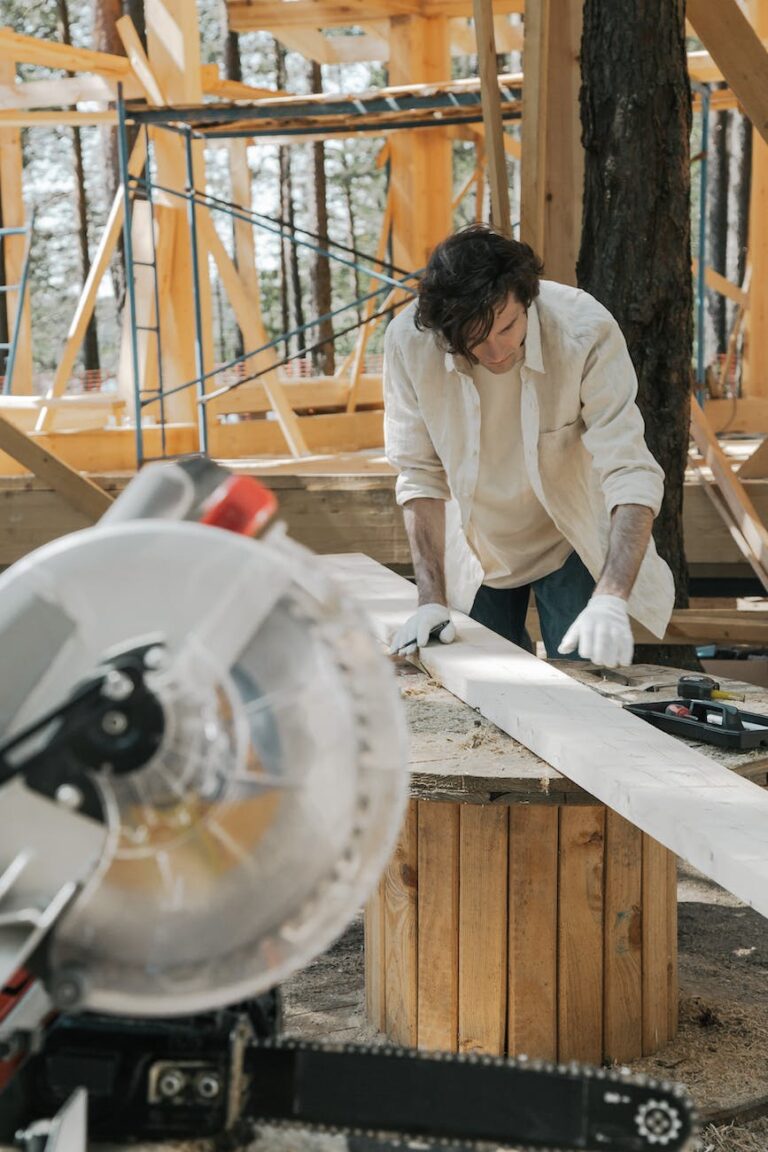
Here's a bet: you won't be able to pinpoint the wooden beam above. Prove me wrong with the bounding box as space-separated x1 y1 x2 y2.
197 210 311 457
227 0 525 31
520 0 583 282
744 0 768 397
0 412 111 521
143 0 213 430
472 0 511 235
692 259 750 308
0 74 142 109
0 108 116 128
703 397 768 434
328 553 768 919
450 16 524 56
270 27 336 65
0 27 131 78
0 59 32 394
200 65 287 100
388 15 452 273
116 14 166 106
690 396 768 588
37 132 148 431
687 0 768 144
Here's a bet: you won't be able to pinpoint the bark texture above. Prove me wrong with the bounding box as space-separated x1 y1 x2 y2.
59 0 100 371
578 0 692 614
308 59 334 375
708 105 730 355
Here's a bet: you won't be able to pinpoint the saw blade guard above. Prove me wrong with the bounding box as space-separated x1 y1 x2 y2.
0 520 408 1017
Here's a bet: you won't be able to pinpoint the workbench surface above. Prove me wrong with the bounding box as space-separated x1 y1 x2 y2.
401 659 768 805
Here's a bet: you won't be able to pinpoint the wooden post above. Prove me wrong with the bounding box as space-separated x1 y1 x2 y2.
746 0 768 396
472 0 511 235
0 412 111 520
142 0 214 429
520 0 584 282
0 60 32 394
388 16 452 274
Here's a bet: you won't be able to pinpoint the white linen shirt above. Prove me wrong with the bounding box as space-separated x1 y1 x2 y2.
383 280 675 638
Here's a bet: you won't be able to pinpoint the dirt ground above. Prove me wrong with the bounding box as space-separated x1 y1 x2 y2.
241 860 768 1152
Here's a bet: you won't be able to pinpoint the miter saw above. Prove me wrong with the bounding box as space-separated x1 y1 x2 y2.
0 459 696 1152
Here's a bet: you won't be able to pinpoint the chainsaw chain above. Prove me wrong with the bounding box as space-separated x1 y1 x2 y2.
246 1037 698 1152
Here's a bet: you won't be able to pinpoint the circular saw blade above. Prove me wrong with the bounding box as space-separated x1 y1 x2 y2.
0 520 408 1016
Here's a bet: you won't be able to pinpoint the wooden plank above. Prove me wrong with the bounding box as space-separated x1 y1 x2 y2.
383 799 419 1047
364 881 386 1032
205 374 382 418
37 131 148 430
642 835 670 1055
458 803 508 1054
388 15 452 275
472 0 511 235
703 398 768 434
451 16 524 56
327 555 768 919
0 74 144 109
144 0 213 429
346 192 393 412
690 397 768 584
603 811 642 1064
198 210 310 457
416 800 459 1051
116 14 166 105
0 60 31 395
228 0 525 31
558 806 604 1063
507 806 558 1059
520 0 583 283
739 439 768 480
746 0 768 398
687 0 768 146
692 259 750 308
0 412 111 521
0 27 131 77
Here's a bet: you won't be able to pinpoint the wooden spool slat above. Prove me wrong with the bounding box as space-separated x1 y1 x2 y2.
603 811 643 1065
557 806 605 1065
507 806 558 1060
383 799 418 1047
416 800 459 1051
458 804 509 1056
642 834 672 1055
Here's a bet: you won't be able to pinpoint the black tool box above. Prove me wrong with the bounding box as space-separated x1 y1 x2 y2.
625 698 768 749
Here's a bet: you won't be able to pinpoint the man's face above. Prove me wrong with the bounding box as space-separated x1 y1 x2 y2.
469 293 528 374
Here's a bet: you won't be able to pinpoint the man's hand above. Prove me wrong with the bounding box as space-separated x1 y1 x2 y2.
558 594 633 668
389 603 456 657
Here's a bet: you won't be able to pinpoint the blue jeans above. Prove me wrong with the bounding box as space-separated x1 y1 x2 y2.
468 550 596 658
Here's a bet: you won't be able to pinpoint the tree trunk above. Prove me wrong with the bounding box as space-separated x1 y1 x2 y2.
578 0 693 631
308 59 334 375
339 151 362 322
59 0 100 373
708 104 730 355
735 112 752 291
274 42 305 358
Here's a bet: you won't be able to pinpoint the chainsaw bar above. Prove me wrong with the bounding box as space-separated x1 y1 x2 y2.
245 1039 696 1151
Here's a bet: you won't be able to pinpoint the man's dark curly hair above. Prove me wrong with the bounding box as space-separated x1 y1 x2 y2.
414 224 544 362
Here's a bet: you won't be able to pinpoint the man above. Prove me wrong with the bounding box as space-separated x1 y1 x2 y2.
384 224 674 668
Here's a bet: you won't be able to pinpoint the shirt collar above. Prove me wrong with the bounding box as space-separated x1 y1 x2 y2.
523 298 545 374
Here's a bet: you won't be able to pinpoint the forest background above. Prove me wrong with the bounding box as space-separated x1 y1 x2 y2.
0 0 753 396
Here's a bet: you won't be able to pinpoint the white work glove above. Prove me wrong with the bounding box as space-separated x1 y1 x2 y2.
388 603 456 657
558 594 634 668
